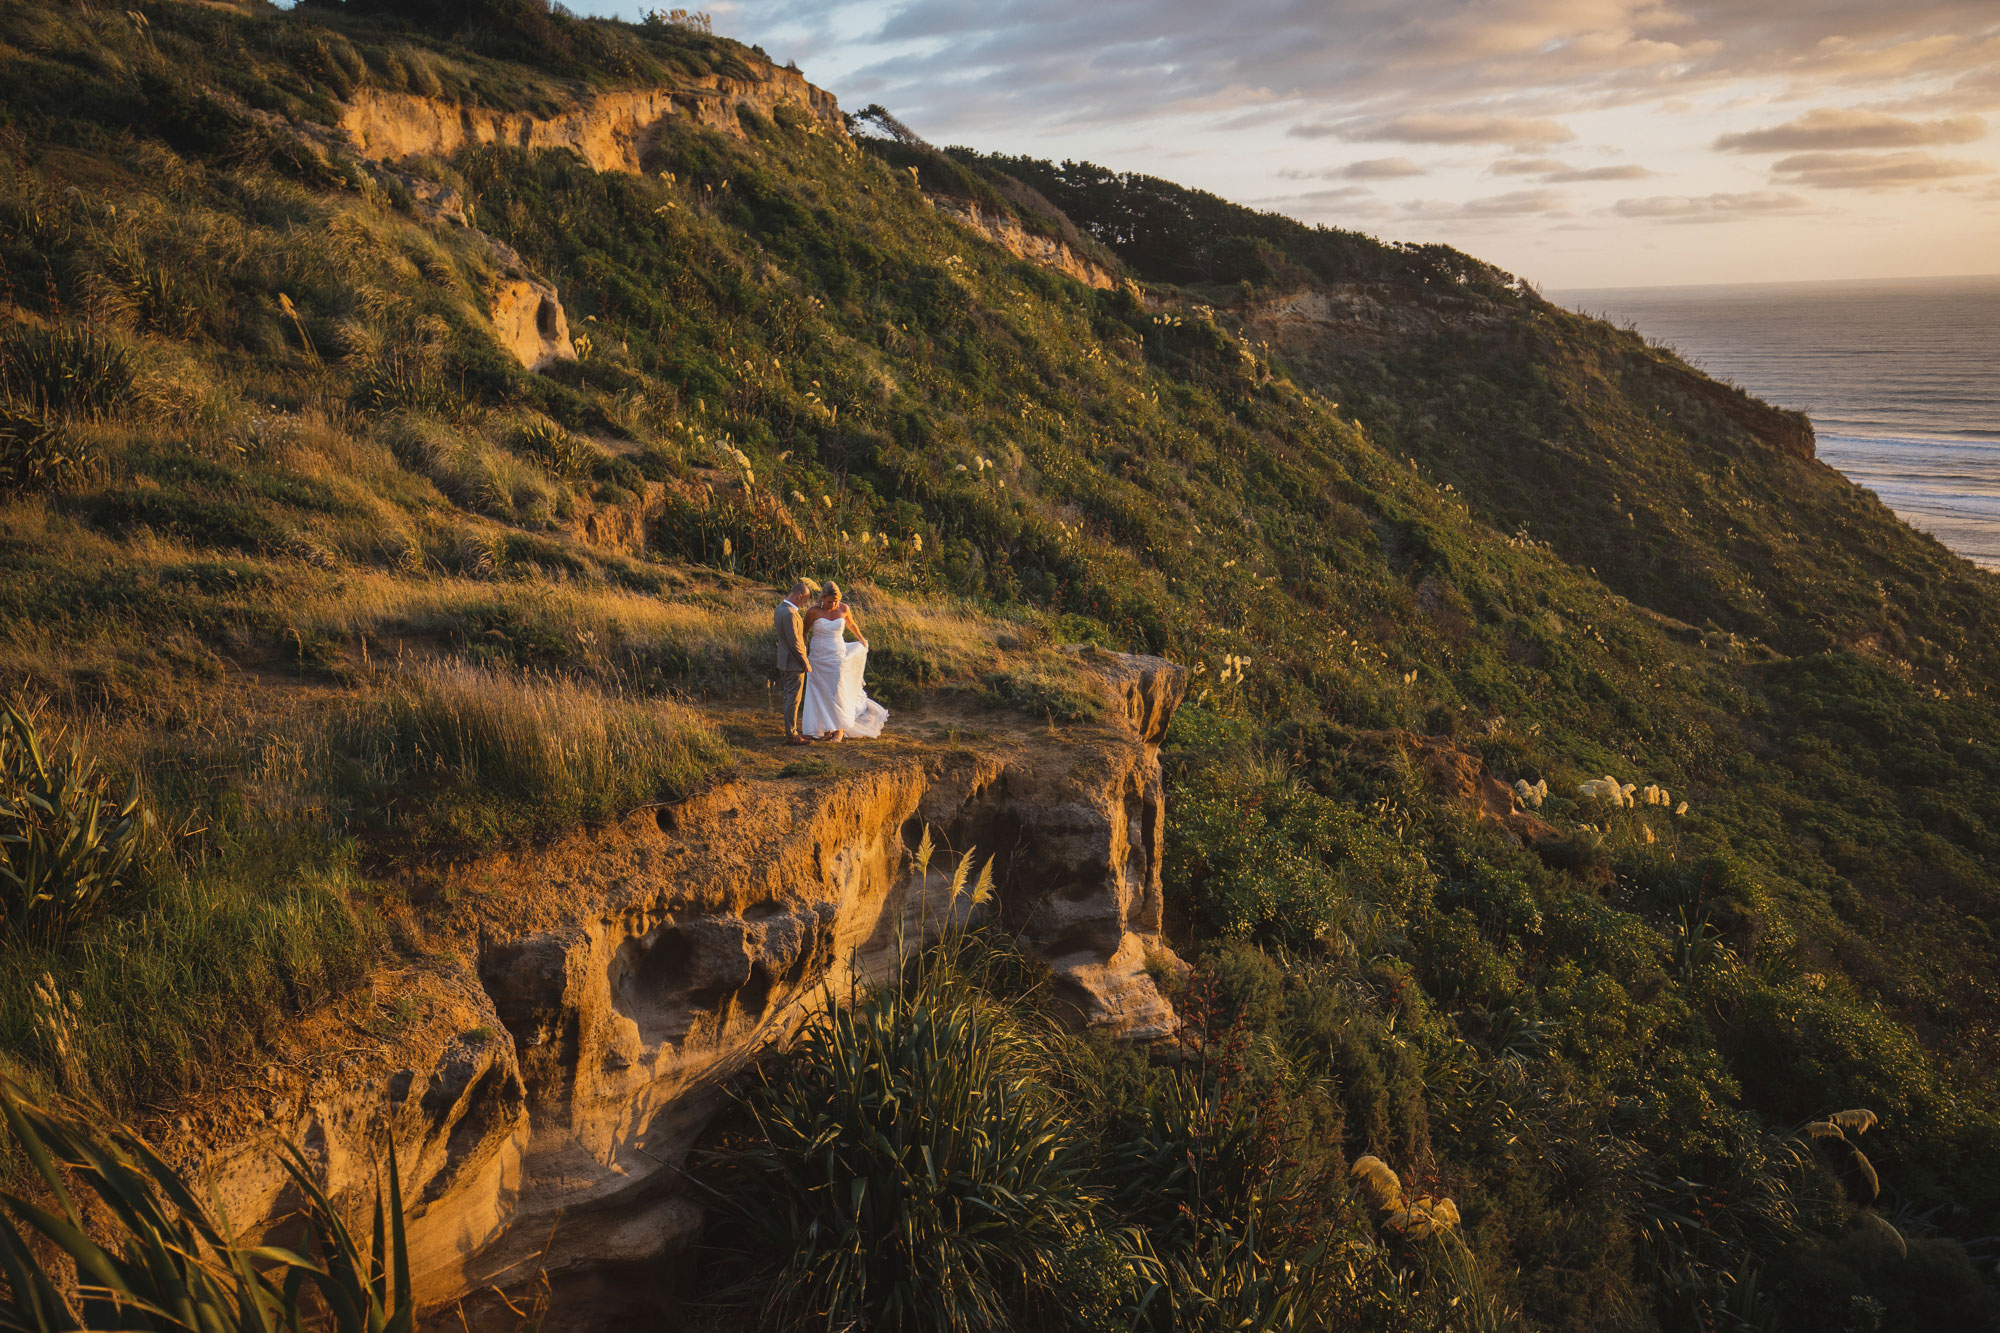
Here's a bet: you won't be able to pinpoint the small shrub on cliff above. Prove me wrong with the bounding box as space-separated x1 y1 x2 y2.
0 703 145 946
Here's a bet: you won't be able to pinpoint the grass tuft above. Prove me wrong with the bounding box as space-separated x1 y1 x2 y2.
0 406 91 496
510 416 597 479
0 1077 458 1333
0 324 134 420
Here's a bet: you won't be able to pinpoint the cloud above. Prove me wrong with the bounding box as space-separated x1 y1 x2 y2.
1298 112 1574 146
1397 188 1570 221
1613 191 1811 222
1459 188 1568 215
1490 156 1570 176
1339 156 1427 178
1489 157 1650 181
1716 108 1987 152
754 0 2000 143
1768 150 1992 189
1279 185 1380 205
1547 164 1653 182
1280 157 1428 180
1255 183 1393 220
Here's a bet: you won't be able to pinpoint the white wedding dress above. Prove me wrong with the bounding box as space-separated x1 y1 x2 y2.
799 612 888 739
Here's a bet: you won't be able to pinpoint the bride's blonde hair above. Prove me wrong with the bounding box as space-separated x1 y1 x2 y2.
821 580 842 602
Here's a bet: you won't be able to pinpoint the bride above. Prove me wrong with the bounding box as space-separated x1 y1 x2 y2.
799 580 889 741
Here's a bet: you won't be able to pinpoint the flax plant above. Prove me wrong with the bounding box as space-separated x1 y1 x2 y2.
0 1078 428 1333
707 839 1102 1333
0 703 144 946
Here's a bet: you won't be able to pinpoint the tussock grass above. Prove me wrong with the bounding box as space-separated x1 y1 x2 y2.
385 413 557 522
0 703 144 946
0 406 89 496
508 414 597 479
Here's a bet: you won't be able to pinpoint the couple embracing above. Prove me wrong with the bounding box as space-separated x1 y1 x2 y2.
775 578 889 745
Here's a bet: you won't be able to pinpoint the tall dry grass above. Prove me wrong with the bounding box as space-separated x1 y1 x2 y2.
336 659 731 842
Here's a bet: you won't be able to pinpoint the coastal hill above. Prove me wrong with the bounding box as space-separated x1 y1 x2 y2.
3 2 1999 1329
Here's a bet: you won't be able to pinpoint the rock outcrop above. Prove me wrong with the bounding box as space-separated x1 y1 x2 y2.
1243 284 1511 344
192 650 1186 1318
338 64 845 176
489 276 576 371
927 197 1118 290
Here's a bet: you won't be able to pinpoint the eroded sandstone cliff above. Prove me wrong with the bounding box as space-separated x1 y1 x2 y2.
338 63 846 176
191 651 1186 1316
927 197 1118 291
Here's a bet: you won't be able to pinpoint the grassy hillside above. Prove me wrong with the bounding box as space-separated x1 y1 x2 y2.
3 2 1999 1329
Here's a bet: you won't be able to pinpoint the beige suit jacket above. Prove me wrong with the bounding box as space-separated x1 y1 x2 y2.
774 598 810 672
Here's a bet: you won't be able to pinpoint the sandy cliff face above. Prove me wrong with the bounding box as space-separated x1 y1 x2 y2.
1243 284 1512 344
338 63 846 176
193 652 1186 1316
927 198 1117 291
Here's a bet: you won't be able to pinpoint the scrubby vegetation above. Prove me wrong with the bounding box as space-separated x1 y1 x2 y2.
2 0 1999 1327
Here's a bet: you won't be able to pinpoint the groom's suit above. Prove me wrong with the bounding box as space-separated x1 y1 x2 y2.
774 597 811 736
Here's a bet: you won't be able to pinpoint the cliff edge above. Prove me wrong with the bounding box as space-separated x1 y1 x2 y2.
188 651 1186 1314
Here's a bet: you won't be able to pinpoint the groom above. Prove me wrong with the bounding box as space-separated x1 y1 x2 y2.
775 577 819 745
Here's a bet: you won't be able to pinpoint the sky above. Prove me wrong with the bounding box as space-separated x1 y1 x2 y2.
590 1 2000 290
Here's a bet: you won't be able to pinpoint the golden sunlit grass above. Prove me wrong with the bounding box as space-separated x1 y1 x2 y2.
343 657 731 841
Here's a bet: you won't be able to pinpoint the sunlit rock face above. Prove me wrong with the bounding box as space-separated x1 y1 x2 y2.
488 276 575 371
337 66 847 176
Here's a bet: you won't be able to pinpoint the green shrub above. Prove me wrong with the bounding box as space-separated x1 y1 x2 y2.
0 325 134 419
0 406 91 495
0 703 144 946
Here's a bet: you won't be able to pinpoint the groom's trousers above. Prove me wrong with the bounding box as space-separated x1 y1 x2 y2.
780 668 808 734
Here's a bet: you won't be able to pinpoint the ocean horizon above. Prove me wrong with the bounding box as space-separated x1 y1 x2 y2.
1551 274 2000 570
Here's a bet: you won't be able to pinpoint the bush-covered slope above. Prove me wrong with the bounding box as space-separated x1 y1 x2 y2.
3 3 1999 1328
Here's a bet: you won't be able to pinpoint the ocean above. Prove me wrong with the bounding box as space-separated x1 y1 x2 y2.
1549 275 2000 570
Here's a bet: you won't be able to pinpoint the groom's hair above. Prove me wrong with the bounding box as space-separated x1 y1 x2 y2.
791 578 821 597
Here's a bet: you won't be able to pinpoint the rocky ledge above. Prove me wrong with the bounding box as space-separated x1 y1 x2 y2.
190 650 1186 1321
